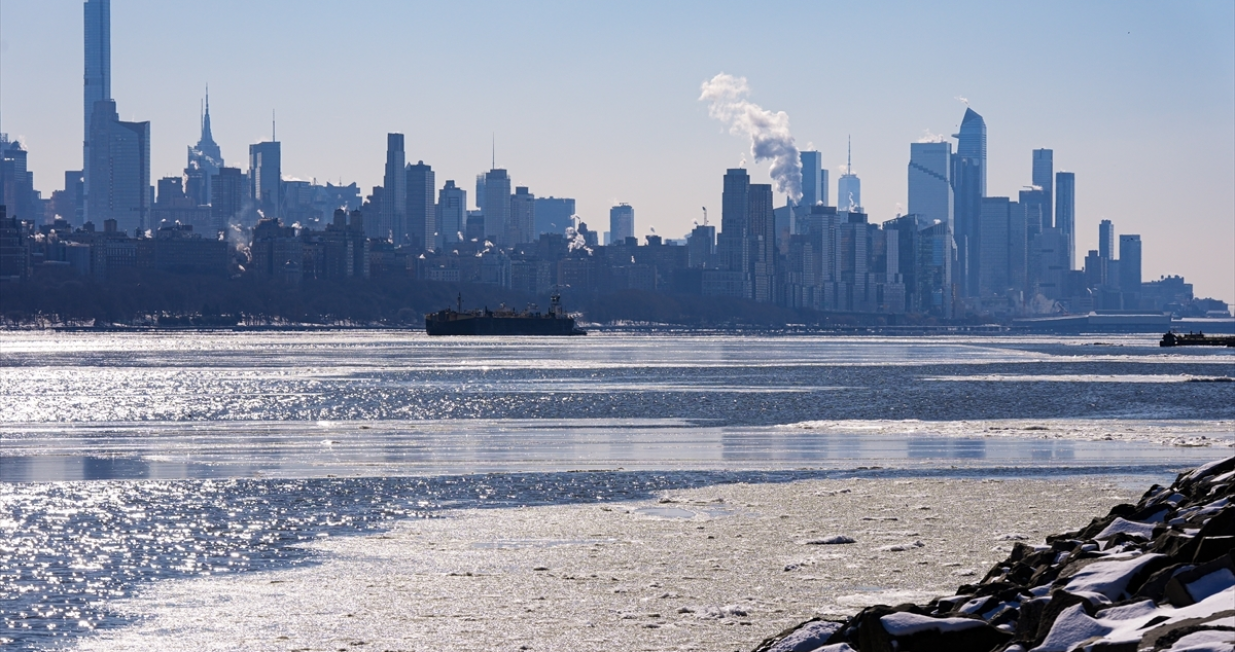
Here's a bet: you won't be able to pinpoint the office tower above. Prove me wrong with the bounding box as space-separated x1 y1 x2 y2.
908 142 954 228
379 134 407 243
509 186 535 246
437 180 467 245
609 203 634 242
1019 186 1048 239
1098 219 1114 260
533 196 575 236
83 0 111 221
837 140 861 212
86 100 150 235
748 183 776 302
211 166 245 227
799 151 827 208
1055 172 1076 270
185 91 223 206
952 107 986 297
978 197 1026 297
249 141 281 220
482 169 511 245
1118 234 1142 290
1032 149 1053 229
474 174 486 211
406 160 435 250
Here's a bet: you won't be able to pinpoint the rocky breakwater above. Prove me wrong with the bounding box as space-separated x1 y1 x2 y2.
753 457 1235 652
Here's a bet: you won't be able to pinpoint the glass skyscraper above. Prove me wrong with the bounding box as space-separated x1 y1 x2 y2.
952 108 986 297
83 0 111 222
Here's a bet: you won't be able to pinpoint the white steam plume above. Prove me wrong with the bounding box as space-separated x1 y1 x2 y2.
699 73 802 203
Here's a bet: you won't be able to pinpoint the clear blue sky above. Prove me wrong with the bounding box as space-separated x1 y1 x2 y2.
2 1 1232 302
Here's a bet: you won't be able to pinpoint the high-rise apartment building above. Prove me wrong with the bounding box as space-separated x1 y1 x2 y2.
609 203 634 242
249 141 281 220
908 142 954 229
437 180 467 245
85 100 150 235
1032 149 1054 229
952 108 986 297
382 134 407 244
406 161 435 250
83 0 111 222
508 186 535 246
718 168 751 286
482 169 511 245
748 183 777 302
1118 234 1142 291
978 197 1026 297
211 166 245 228
1098 219 1115 260
1055 171 1075 270
799 151 828 208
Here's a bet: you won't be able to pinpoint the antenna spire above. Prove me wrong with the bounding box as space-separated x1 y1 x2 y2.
272 110 276 141
847 135 852 174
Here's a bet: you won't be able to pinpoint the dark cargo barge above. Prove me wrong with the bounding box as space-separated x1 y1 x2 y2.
425 294 586 336
1160 331 1235 347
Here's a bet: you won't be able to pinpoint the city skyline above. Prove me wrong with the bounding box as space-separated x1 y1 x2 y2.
1 1 1232 301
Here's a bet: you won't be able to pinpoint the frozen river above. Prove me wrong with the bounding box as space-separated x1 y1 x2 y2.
1 330 1232 649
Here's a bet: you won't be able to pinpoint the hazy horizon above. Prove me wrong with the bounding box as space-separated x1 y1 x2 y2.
2 1 1232 302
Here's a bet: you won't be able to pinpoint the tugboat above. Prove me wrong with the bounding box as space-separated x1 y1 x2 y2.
425 292 586 336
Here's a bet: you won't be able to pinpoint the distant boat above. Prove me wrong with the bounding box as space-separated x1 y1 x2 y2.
1160 331 1235 347
425 292 586 336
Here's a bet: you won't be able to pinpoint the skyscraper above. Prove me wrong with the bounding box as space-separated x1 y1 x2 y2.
508 186 535 246
908 142 953 229
952 107 986 297
406 161 435 250
977 197 1025 298
85 100 150 235
533 197 575 236
382 134 407 243
718 168 751 294
748 183 776 302
1118 234 1142 291
249 141 281 220
437 180 467 245
1098 219 1115 260
609 203 634 242
1055 171 1076 270
837 139 861 212
799 151 828 208
83 0 111 222
482 169 511 245
211 166 245 228
1032 149 1054 229
185 90 223 207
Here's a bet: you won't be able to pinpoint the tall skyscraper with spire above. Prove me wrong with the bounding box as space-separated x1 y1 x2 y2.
185 89 223 206
952 107 986 296
83 0 111 221
837 138 861 212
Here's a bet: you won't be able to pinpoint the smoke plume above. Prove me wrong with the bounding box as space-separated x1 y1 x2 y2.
699 73 802 203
